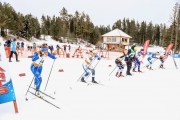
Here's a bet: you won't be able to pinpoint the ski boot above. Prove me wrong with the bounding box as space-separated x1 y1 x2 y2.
146 65 149 69
35 89 40 96
118 72 124 77
132 69 137 72
149 67 153 70
115 72 119 77
92 77 98 84
160 65 165 69
126 72 132 76
81 77 86 83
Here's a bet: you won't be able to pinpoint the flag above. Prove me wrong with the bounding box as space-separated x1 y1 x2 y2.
166 43 173 52
143 40 150 57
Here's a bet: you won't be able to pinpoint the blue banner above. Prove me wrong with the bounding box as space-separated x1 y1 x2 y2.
0 80 16 104
173 54 180 58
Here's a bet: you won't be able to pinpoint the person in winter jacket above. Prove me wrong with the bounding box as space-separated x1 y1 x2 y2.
9 38 20 62
124 45 137 75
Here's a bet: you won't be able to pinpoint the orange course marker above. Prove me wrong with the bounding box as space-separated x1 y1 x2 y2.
19 73 26 77
58 69 64 72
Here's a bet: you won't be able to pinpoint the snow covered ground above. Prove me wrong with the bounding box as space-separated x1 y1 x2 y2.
0 37 180 120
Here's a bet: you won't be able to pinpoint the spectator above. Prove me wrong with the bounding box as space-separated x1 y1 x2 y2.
49 45 54 54
56 45 60 55
33 42 37 52
9 39 20 62
5 38 11 47
21 41 24 51
16 42 20 49
63 44 67 53
16 41 22 56
68 44 71 52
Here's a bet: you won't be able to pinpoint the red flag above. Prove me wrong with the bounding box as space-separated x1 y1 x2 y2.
143 40 150 57
165 43 174 55
0 67 5 72
166 43 173 51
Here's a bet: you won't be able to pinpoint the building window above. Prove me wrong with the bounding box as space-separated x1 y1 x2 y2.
122 38 124 42
106 37 116 42
107 37 111 42
112 37 116 42
122 38 127 42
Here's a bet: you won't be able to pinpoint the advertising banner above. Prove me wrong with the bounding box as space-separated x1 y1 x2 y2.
0 37 18 113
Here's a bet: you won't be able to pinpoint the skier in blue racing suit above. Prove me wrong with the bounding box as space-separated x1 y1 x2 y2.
146 52 159 70
31 43 56 92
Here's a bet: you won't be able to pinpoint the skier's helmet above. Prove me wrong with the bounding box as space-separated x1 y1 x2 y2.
41 43 48 52
134 46 140 51
140 48 144 51
117 57 122 62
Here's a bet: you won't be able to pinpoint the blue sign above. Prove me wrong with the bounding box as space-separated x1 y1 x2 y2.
173 54 180 58
0 80 16 104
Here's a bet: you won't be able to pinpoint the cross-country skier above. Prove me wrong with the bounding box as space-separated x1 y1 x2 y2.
81 50 100 83
124 45 137 75
146 52 159 70
158 52 168 69
115 51 126 77
132 48 144 72
30 43 56 93
115 58 125 77
159 55 165 69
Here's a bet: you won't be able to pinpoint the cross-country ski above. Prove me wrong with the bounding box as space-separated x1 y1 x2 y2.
29 86 56 100
28 91 60 109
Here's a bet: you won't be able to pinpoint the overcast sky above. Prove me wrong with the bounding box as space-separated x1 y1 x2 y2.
1 0 179 26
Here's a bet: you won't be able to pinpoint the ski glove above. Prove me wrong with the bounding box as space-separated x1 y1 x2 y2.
95 54 100 60
40 51 44 57
89 57 93 61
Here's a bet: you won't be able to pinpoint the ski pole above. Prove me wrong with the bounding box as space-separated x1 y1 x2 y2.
44 59 56 91
109 66 117 76
25 77 34 96
25 58 44 96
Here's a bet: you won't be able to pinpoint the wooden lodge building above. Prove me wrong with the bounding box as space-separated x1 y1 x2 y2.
102 28 132 51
